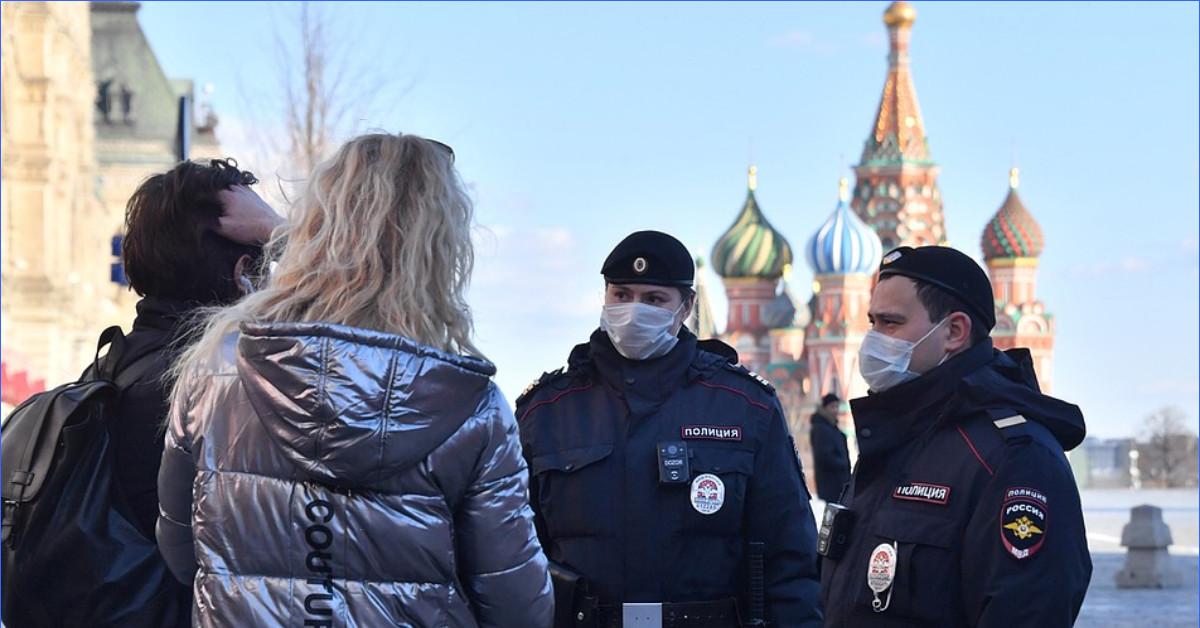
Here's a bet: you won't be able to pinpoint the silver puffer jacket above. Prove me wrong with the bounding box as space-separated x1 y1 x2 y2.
156 322 553 627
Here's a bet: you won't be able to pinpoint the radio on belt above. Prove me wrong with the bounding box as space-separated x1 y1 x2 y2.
657 441 690 484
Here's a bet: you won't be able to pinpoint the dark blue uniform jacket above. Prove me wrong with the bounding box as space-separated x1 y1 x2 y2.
820 339 1092 627
516 329 822 627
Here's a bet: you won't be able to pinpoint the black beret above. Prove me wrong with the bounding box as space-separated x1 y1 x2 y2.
602 230 695 287
821 393 840 406
878 246 996 331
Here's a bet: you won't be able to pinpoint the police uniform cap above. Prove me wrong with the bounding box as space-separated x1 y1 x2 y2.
877 245 996 331
601 230 695 287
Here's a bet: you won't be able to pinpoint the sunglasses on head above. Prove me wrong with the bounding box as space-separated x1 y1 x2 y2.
426 138 455 163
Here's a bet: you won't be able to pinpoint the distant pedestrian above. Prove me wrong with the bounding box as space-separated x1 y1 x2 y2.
810 393 851 502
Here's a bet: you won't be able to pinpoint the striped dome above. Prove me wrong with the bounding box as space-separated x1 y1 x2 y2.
710 166 794 279
982 168 1044 260
806 178 883 276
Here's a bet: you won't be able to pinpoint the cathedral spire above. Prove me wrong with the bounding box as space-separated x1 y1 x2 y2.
851 1 945 250
866 1 929 166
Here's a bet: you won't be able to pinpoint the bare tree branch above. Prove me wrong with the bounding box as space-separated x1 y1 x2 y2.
234 0 407 201
1136 406 1198 488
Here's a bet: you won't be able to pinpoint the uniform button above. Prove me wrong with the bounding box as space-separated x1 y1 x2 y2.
564 464 575 471
625 377 635 385
859 428 872 438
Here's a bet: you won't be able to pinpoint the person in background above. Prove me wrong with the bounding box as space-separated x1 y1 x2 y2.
809 393 851 503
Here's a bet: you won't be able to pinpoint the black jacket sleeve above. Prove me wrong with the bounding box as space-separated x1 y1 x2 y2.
747 400 823 627
960 440 1092 627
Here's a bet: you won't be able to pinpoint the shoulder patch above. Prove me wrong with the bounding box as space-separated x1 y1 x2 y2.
516 367 564 407
1001 486 1048 560
723 363 774 392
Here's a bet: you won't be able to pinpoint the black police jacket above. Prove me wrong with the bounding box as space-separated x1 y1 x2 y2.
808 412 850 503
516 328 822 627
820 339 1092 627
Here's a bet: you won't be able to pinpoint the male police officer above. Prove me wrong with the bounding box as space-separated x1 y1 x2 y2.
818 246 1092 627
516 231 822 628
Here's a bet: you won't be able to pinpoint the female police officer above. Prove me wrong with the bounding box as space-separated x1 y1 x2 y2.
516 230 822 628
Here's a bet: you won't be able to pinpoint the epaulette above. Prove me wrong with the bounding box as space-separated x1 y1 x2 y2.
516 367 565 407
722 362 775 393
988 409 1034 446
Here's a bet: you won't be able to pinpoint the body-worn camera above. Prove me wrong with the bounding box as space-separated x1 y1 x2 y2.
817 502 855 560
657 441 690 484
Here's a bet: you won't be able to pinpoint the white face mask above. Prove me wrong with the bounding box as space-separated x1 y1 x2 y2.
600 302 683 361
858 319 948 393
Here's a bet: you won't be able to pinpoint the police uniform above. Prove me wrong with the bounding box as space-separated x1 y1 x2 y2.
516 231 822 628
818 247 1092 627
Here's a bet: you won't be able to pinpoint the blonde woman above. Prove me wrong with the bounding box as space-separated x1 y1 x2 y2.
156 134 553 627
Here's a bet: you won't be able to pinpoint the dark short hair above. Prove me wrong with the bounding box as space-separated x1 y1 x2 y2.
909 278 989 346
122 159 264 304
821 393 840 406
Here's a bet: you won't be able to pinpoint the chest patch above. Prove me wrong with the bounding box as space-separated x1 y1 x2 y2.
681 425 742 442
1001 487 1048 560
690 473 725 515
892 481 951 506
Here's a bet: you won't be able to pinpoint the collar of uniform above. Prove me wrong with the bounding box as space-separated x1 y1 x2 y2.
851 339 995 461
588 327 697 398
133 295 197 336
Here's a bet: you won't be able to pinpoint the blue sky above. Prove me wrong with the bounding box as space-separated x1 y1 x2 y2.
139 1 1199 438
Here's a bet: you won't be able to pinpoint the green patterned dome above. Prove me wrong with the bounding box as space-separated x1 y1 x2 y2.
982 168 1044 260
710 166 794 279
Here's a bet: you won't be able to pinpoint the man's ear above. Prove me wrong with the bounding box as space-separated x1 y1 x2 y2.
945 311 972 353
233 254 253 296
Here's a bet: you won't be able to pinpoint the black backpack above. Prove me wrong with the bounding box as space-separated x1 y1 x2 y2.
2 326 188 627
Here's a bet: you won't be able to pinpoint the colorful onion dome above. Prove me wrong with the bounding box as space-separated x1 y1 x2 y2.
711 165 794 279
981 168 1044 260
806 177 884 275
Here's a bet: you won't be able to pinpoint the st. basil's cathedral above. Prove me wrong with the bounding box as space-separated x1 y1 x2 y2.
688 1 1056 467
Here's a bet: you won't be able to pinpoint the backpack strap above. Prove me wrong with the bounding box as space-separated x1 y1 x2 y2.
92 326 128 381
87 326 165 389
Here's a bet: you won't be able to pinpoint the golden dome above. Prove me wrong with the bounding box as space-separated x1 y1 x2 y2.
883 1 916 28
